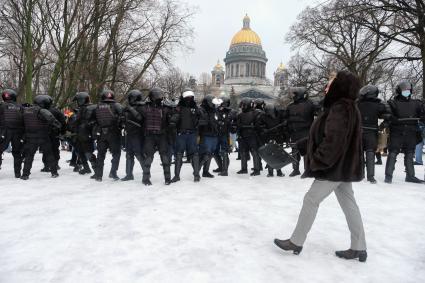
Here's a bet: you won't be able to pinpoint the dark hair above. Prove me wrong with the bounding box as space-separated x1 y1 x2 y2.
324 70 361 108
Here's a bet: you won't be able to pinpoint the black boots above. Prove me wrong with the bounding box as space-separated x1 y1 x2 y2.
384 152 397 184
267 166 284 177
201 154 214 178
218 153 229 176
250 150 261 176
172 153 183 183
192 153 201 182
121 156 135 181
79 162 92 175
289 153 301 177
109 171 120 181
366 151 377 184
335 249 367 262
404 152 424 183
213 155 222 173
142 156 153 186
237 151 248 174
274 239 303 255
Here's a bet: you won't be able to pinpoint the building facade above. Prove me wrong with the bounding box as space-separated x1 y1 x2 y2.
210 15 288 100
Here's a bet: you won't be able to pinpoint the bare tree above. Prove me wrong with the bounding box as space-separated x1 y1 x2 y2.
286 0 393 88
345 0 425 96
0 0 196 106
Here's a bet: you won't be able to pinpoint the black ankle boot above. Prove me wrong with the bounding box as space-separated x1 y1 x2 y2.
121 175 134 181
109 172 120 181
335 249 367 262
202 172 214 178
171 176 180 183
289 169 301 177
274 239 303 255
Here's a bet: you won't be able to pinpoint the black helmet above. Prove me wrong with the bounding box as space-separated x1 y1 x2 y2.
101 89 115 102
202 95 215 109
264 103 277 119
149 88 164 102
127 89 143 106
220 95 230 108
1 89 17 102
254 98 265 110
34 95 53 109
359 85 379 99
73 92 90 107
395 81 413 97
291 87 307 102
240 97 253 111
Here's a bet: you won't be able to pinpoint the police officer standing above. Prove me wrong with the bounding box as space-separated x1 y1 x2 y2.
236 98 262 176
198 95 221 178
169 90 201 182
212 95 237 176
357 85 388 184
91 90 123 182
285 87 317 177
41 96 66 172
73 92 97 175
140 88 173 186
21 95 62 180
121 89 145 181
256 103 285 177
385 81 425 184
0 89 24 177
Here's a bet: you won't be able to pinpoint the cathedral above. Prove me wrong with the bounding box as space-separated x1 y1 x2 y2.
210 15 288 99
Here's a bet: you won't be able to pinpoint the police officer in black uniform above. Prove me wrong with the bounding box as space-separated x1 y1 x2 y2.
140 88 173 186
0 89 24 177
73 92 97 175
256 103 286 177
285 87 317 177
21 95 62 180
41 96 66 172
198 95 221 178
212 95 237 176
385 81 425 184
91 90 123 181
121 89 145 181
357 85 389 183
236 97 262 176
169 90 201 182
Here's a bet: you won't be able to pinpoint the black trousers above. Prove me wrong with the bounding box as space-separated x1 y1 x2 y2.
42 136 61 168
388 131 417 154
95 131 121 178
22 136 57 176
0 128 24 176
290 130 309 172
362 131 378 152
142 134 170 181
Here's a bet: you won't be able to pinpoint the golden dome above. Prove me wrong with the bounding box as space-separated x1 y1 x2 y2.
230 14 262 47
277 62 285 71
214 60 223 70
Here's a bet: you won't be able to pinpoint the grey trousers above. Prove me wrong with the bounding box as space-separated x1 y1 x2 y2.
290 179 367 250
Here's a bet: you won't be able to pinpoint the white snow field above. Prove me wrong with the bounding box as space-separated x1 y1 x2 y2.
0 151 425 283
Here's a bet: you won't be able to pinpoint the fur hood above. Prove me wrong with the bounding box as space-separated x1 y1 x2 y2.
324 71 361 108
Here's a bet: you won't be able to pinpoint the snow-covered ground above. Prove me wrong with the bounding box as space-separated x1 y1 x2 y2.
0 151 424 283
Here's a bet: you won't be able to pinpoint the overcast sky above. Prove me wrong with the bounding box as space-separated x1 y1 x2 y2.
173 0 324 80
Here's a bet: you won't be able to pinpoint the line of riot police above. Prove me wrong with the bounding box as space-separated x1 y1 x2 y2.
1 80 424 185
